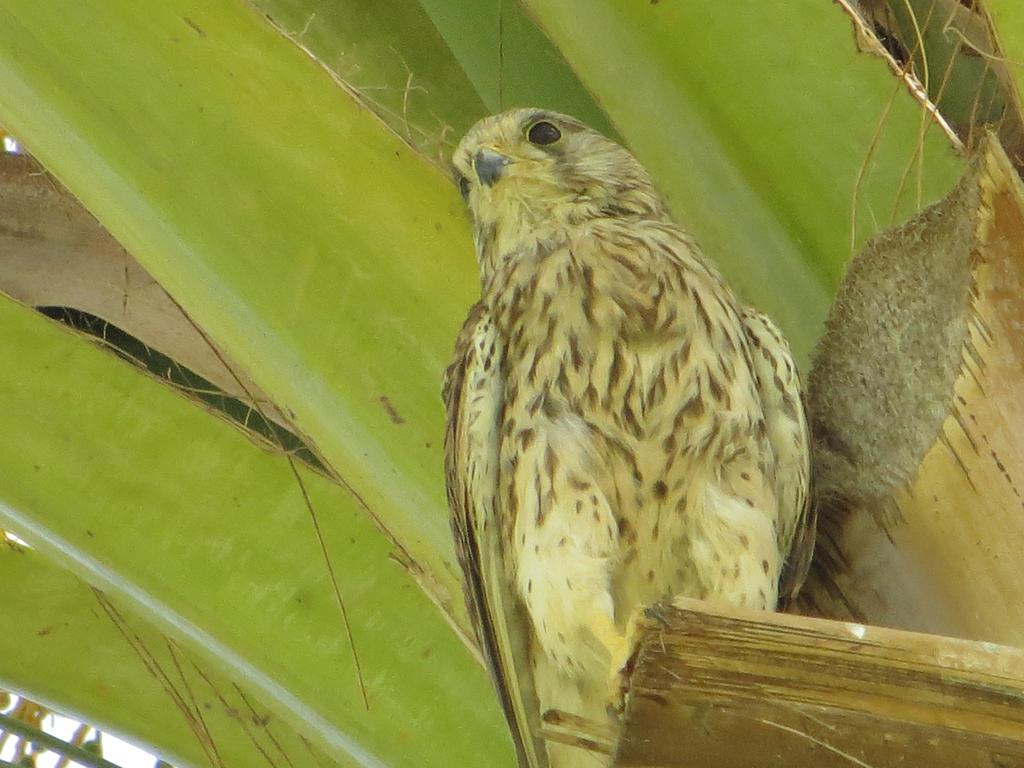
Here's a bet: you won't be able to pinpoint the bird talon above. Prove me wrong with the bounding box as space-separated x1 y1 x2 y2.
644 603 672 629
606 673 628 716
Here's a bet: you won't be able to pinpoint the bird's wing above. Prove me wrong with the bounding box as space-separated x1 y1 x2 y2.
741 309 816 601
443 303 549 768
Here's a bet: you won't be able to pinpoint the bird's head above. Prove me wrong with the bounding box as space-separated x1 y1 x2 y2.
452 109 667 274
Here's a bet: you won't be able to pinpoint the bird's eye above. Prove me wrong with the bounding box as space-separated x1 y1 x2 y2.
457 174 471 201
526 120 561 146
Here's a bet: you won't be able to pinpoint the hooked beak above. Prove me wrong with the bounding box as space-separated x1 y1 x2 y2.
474 149 509 187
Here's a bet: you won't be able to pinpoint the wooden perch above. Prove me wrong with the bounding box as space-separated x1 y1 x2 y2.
609 599 1024 767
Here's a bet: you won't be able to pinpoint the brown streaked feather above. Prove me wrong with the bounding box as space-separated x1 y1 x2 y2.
443 302 548 768
741 309 816 600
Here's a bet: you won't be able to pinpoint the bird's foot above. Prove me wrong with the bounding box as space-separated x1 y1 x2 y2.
588 611 643 715
643 603 673 629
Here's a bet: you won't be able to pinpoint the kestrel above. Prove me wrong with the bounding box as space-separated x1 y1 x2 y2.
443 109 813 768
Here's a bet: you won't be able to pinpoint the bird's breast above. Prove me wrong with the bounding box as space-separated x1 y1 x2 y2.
495 270 692 429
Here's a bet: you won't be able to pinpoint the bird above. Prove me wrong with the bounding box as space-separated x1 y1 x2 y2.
442 108 813 768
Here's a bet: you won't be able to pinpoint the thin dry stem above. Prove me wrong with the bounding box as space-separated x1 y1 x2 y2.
757 719 879 768
160 292 369 711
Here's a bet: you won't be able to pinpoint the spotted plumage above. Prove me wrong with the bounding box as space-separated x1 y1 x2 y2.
443 109 813 768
